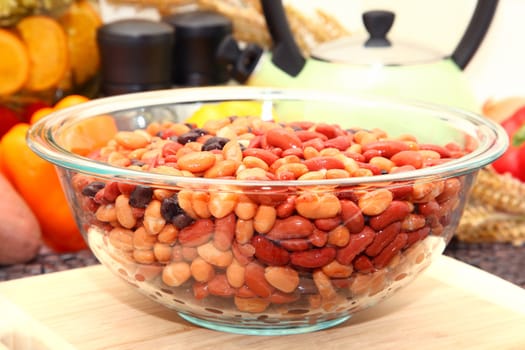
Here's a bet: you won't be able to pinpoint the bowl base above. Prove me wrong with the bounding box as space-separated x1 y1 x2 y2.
178 312 351 335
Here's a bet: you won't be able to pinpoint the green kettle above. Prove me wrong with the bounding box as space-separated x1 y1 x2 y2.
218 0 498 111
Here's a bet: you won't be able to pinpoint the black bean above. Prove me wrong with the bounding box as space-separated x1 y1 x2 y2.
178 128 208 145
172 213 194 229
161 195 183 221
202 136 230 151
81 181 106 198
129 185 153 208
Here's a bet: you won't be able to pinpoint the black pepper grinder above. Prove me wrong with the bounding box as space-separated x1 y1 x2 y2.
97 19 174 96
162 11 233 86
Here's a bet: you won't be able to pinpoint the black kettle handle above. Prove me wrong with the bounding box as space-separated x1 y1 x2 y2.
260 0 498 72
260 0 305 76
452 0 498 69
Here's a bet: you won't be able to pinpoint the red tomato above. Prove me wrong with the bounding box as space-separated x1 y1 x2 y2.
492 105 525 182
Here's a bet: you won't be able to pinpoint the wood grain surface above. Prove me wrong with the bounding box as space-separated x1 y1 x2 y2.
0 255 524 350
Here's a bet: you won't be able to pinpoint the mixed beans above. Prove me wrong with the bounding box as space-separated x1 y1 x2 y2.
72 114 471 316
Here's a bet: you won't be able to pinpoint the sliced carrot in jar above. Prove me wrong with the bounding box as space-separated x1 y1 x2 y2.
16 15 69 92
0 29 30 96
60 0 102 86
58 115 119 156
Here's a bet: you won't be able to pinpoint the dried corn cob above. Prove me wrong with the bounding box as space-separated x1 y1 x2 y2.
468 167 525 215
457 200 525 246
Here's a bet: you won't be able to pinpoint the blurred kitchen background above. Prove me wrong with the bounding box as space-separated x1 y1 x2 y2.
98 0 525 103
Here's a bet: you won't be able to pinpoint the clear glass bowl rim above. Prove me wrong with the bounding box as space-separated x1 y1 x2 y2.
27 86 509 188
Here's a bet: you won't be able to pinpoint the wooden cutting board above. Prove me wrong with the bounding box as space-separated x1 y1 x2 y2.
0 255 524 350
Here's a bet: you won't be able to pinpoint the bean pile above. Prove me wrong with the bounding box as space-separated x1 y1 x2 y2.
73 115 470 316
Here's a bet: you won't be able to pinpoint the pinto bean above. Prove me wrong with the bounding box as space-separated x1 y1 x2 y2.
234 296 270 313
209 191 237 218
143 199 166 234
226 258 246 288
264 266 300 293
327 225 350 247
235 219 254 244
253 205 277 234
115 194 136 229
190 257 215 282
162 261 191 287
197 241 233 268
296 193 341 219
358 189 393 216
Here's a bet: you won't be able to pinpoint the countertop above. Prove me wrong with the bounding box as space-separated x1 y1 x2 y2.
1 254 524 349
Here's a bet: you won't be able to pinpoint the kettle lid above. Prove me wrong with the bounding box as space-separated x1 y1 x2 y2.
311 10 444 66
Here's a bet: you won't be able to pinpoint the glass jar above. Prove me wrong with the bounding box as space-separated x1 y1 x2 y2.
0 0 101 122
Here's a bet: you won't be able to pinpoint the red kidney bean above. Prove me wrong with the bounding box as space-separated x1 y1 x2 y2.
353 255 375 273
231 242 254 266
336 226 375 265
314 217 341 231
369 201 411 231
315 123 342 139
251 236 290 266
295 130 328 142
419 143 451 158
192 282 209 300
235 285 257 298
267 291 300 304
290 247 336 269
361 140 410 158
103 181 121 202
324 135 352 151
343 151 366 163
365 221 402 257
266 216 314 241
405 226 431 247
244 262 274 298
178 219 214 247
362 149 382 162
309 228 329 247
213 213 236 251
356 162 382 175
389 183 414 200
281 147 304 158
304 156 345 171
436 178 461 203
247 135 262 148
162 141 183 157
373 233 408 269
207 274 236 297
340 200 365 233
417 200 440 216
279 238 311 251
275 195 296 218
242 148 280 166
266 128 302 150
302 137 325 151
391 150 424 169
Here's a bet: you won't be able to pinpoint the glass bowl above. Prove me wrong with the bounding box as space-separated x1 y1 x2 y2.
27 87 507 335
